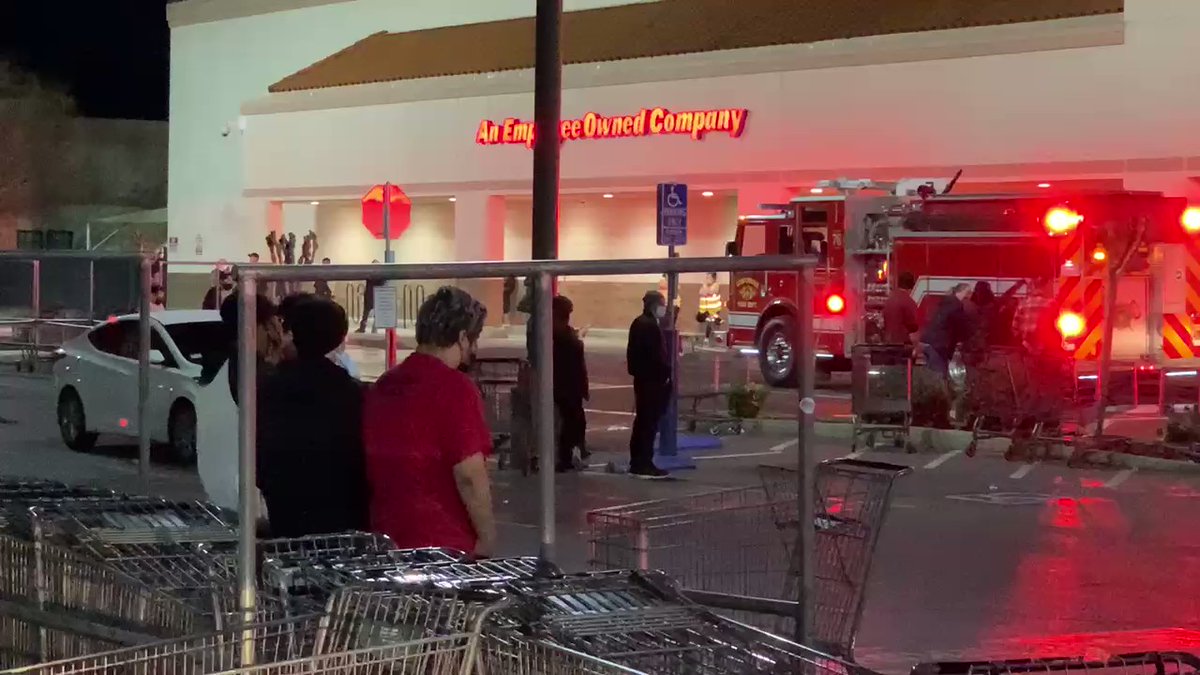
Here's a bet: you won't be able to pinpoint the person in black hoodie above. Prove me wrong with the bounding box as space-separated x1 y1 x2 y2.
257 296 368 537
920 283 971 377
625 291 670 478
552 295 589 472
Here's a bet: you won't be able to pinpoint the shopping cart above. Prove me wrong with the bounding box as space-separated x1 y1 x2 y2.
912 652 1200 675
0 613 327 675
586 459 909 660
16 496 236 558
0 534 203 664
495 570 874 675
963 348 1076 461
851 343 914 452
263 546 467 613
469 357 527 469
0 482 116 535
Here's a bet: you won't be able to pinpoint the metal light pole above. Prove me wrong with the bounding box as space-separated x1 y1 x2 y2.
531 0 562 264
137 257 152 490
531 0 562 564
794 263 817 645
236 278 259 665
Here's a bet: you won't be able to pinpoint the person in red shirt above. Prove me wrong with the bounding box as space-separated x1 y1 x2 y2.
882 271 920 346
363 286 496 557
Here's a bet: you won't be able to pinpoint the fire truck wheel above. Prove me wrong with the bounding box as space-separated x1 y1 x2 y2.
758 316 798 388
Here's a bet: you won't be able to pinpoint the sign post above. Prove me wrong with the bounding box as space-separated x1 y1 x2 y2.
374 284 399 369
655 183 695 470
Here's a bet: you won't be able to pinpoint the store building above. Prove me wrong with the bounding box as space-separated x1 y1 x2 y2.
167 0 1200 328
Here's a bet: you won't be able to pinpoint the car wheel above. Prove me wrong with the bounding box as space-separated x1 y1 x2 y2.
57 389 98 452
168 401 198 465
758 316 798 388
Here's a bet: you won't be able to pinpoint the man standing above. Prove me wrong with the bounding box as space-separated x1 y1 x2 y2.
202 270 234 310
626 291 670 478
552 296 589 472
314 257 333 300
1013 277 1058 355
363 287 496 557
258 297 368 537
920 283 971 376
358 261 382 333
882 271 920 345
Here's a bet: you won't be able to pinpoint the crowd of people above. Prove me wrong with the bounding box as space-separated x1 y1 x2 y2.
206 285 498 557
883 272 1070 420
885 273 1064 367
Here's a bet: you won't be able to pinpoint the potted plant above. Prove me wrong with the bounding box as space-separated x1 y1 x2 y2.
728 383 768 419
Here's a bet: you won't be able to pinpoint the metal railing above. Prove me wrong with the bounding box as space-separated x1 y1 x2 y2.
233 254 819 659
342 282 425 328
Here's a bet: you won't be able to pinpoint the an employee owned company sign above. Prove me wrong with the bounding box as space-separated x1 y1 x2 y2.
475 107 749 148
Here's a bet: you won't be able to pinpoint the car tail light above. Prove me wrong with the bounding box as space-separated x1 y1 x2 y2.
1044 206 1083 236
825 294 846 314
1057 311 1085 339
1182 206 1200 234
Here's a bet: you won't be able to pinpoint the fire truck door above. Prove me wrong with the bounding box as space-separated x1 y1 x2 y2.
1110 275 1151 361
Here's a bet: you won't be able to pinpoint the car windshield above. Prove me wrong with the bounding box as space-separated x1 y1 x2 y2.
163 321 227 365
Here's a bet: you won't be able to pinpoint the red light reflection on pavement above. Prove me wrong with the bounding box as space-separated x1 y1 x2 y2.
977 628 1200 660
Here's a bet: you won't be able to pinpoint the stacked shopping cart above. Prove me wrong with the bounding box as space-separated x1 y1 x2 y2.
0 476 870 675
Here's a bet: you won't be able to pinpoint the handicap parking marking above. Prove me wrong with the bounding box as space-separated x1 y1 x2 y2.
923 449 962 469
1010 463 1038 480
946 492 1054 506
1104 468 1137 489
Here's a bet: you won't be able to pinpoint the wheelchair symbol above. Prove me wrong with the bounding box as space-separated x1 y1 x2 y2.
664 187 684 209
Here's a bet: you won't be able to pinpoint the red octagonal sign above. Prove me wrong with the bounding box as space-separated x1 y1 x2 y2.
361 183 412 240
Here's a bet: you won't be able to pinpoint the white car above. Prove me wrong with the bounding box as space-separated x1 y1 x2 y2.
53 310 227 464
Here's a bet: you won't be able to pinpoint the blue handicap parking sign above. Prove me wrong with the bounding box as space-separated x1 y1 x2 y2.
656 183 688 246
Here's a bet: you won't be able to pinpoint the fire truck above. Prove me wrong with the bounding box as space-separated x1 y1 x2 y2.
725 177 1200 387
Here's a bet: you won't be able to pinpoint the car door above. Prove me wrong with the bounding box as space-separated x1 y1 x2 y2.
146 326 183 442
80 320 138 434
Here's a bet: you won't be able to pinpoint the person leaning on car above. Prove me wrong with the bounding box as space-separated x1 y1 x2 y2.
257 296 369 537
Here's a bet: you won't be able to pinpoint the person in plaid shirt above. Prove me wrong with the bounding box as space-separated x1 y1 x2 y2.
1012 277 1057 354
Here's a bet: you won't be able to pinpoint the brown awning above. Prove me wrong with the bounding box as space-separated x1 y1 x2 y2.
269 0 1122 93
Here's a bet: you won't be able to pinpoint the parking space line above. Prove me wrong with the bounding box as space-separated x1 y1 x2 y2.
923 450 962 469
1010 463 1037 480
1104 468 1136 489
769 438 799 452
584 408 634 417
696 450 783 460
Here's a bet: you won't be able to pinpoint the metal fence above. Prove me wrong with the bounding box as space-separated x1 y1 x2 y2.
0 253 145 368
234 254 820 651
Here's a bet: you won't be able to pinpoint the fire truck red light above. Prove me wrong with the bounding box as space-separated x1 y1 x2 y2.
1092 248 1107 262
1181 207 1200 233
809 188 823 194
1057 311 1085 339
1044 207 1083 235
1037 183 1052 189
825 294 846 314
701 190 714 197
118 418 129 429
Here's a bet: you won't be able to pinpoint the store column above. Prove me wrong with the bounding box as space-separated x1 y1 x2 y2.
453 192 507 321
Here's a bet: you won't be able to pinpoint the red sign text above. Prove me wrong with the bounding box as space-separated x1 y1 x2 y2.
475 107 749 148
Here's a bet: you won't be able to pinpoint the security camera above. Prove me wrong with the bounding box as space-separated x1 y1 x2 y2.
220 123 231 137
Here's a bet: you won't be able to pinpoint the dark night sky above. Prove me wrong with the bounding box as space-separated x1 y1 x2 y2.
0 1 170 120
